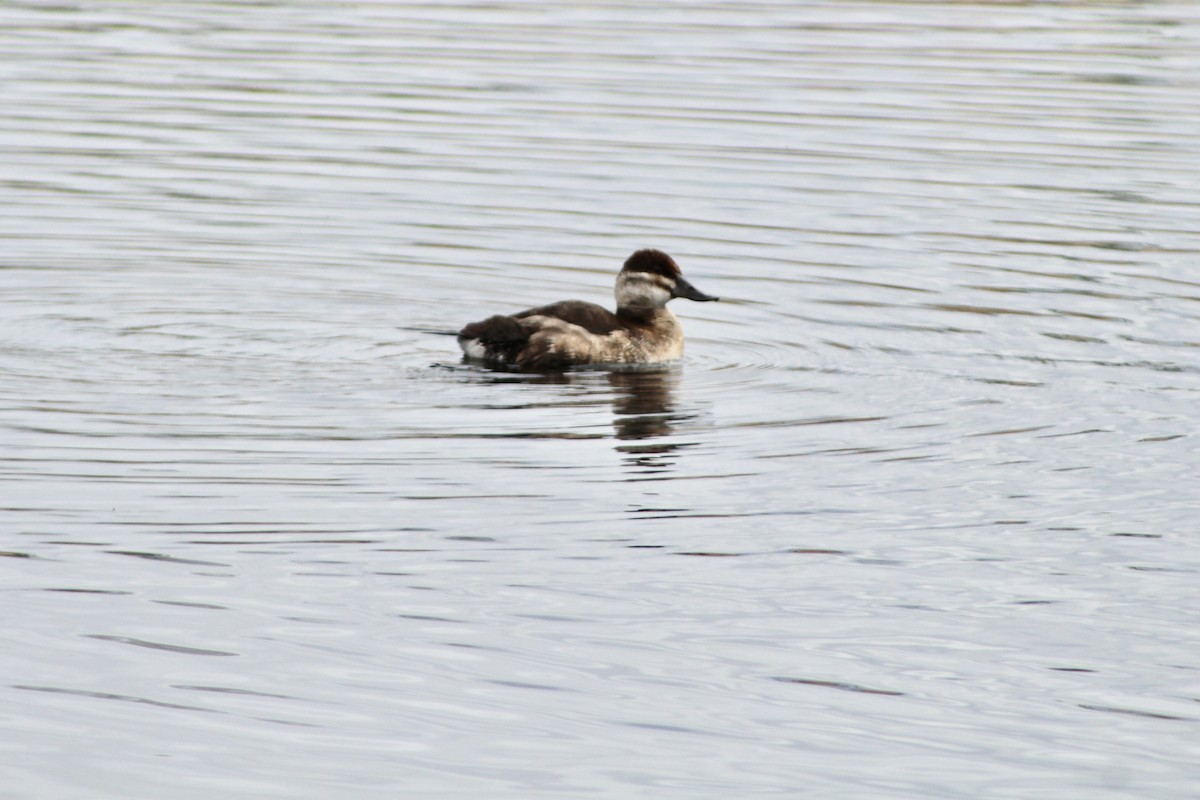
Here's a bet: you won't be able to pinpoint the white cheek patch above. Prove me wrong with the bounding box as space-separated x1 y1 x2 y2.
617 272 672 308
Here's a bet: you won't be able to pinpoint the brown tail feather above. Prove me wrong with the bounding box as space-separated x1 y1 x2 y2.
459 315 529 362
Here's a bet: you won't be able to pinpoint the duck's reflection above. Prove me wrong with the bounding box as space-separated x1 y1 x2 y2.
609 367 679 439
457 362 696 474
608 366 695 474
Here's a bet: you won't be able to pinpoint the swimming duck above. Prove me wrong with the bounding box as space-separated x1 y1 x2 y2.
458 249 718 370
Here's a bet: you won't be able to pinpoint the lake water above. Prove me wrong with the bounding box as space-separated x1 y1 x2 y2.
3 1 1199 797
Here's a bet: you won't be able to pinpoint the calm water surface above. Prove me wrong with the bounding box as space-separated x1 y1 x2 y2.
3 1 1199 797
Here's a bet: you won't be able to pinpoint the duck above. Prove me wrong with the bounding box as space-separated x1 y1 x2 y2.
458 249 718 370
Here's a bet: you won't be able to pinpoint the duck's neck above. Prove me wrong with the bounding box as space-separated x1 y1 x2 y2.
617 305 677 328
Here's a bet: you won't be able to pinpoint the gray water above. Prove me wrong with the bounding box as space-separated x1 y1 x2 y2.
3 1 1199 798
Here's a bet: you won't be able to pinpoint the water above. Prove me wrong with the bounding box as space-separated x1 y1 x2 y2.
3 1 1199 797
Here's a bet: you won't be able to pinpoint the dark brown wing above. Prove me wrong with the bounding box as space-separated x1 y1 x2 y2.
513 301 624 335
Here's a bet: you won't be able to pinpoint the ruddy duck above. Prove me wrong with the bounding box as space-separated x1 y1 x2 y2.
458 249 718 370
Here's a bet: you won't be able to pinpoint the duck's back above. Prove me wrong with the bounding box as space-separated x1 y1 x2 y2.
513 301 624 335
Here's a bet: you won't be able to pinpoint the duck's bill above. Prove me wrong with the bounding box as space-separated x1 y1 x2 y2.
672 276 719 302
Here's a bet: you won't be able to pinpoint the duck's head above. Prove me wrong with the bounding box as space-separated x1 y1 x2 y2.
615 249 719 316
